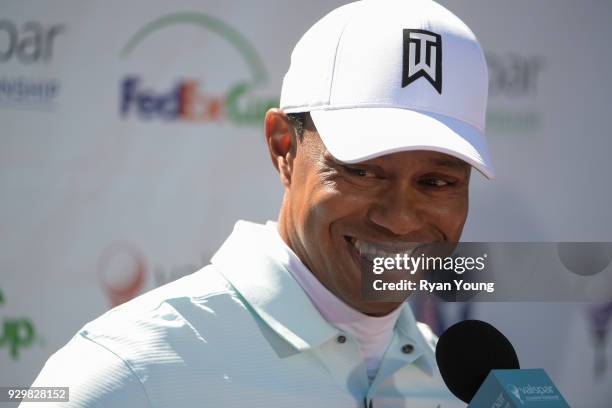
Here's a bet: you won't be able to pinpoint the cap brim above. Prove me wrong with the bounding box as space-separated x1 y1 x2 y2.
310 107 495 179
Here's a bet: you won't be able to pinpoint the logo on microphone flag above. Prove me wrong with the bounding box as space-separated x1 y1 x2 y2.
468 369 570 408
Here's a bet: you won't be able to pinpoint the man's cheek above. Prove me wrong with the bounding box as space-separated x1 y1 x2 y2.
429 203 468 238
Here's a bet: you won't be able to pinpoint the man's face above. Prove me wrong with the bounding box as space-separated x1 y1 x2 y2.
279 115 471 316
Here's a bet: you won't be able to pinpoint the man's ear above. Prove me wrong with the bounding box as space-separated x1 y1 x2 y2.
264 109 297 188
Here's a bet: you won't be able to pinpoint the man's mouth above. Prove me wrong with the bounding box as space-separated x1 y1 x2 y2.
344 236 423 262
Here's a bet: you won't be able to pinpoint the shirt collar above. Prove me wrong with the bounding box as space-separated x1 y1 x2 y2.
212 220 339 352
211 220 434 366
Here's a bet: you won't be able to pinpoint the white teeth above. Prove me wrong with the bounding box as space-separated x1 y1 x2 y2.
352 238 419 261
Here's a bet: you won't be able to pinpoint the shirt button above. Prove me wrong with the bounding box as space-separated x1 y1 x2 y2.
401 344 414 354
337 335 347 344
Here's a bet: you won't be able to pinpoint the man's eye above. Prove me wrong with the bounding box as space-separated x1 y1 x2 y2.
420 178 453 187
345 166 376 178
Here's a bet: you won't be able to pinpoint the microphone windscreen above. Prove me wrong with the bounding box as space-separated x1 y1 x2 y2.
435 319 520 403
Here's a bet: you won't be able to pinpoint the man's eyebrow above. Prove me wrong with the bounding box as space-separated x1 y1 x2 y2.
327 155 382 170
428 157 470 170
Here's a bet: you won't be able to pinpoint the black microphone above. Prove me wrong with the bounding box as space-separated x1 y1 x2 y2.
435 319 520 403
435 320 571 407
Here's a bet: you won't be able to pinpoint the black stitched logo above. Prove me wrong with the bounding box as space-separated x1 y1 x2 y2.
402 29 442 94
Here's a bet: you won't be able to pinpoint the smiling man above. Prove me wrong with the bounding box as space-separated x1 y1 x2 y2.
23 1 493 407
269 112 473 317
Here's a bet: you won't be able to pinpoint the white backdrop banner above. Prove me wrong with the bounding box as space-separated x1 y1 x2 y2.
1 1 611 407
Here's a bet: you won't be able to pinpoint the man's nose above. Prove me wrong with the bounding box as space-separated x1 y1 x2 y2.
367 184 426 237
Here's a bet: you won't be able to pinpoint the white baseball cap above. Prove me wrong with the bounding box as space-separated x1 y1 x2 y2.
280 0 495 179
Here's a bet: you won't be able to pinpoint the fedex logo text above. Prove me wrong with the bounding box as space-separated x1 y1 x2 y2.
120 77 224 121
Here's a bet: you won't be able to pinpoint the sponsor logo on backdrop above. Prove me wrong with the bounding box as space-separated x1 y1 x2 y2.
97 242 209 307
119 12 278 125
153 258 207 287
587 302 612 378
485 52 545 135
0 19 65 110
0 288 41 360
97 243 147 307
